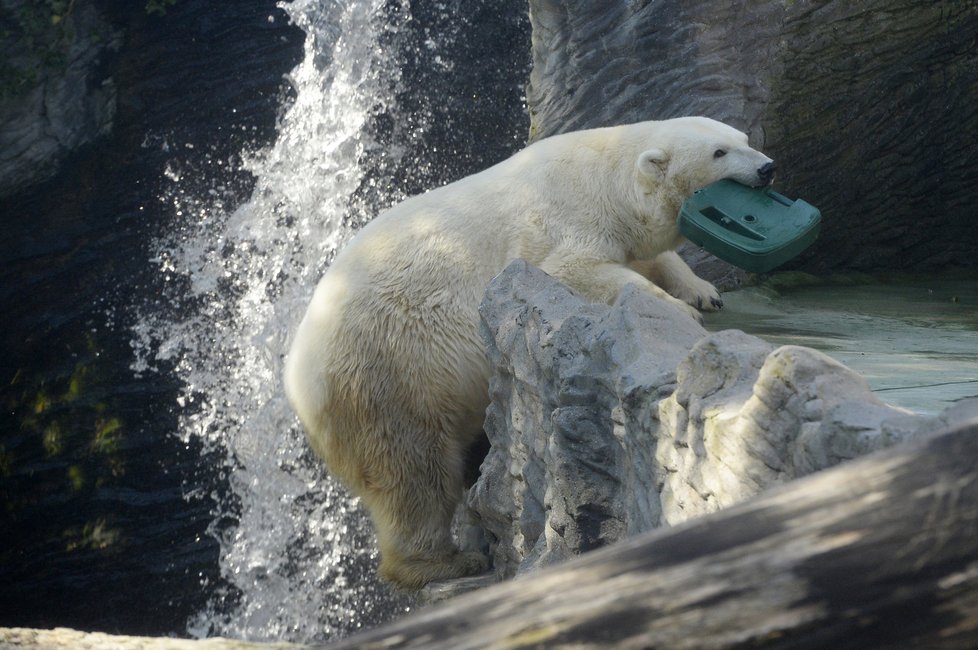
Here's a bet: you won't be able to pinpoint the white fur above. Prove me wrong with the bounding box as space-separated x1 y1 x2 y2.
284 117 773 589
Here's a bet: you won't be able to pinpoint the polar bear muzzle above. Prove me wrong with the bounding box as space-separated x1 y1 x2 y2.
756 161 777 187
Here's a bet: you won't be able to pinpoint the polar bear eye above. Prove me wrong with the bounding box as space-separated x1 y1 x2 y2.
713 149 727 159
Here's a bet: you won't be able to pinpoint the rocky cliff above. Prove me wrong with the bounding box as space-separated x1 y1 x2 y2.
525 0 978 273
0 1 120 197
459 261 974 581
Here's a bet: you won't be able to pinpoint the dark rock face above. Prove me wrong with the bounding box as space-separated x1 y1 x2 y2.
0 1 120 198
526 1 978 273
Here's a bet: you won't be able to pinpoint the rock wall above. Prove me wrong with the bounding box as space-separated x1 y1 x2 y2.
0 626 304 649
464 261 971 580
0 1 119 197
525 1 978 273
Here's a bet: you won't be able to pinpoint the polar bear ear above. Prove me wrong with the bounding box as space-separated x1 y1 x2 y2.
637 148 670 180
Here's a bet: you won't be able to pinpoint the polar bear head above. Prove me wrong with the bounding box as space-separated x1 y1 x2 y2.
635 117 775 195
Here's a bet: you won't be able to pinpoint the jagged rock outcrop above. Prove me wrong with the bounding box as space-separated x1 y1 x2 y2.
331 419 978 649
464 261 965 580
525 0 978 273
0 1 119 197
0 627 304 649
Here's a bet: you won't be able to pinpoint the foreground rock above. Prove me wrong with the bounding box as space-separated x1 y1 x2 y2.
334 418 978 648
526 0 978 273
463 261 960 580
0 628 301 650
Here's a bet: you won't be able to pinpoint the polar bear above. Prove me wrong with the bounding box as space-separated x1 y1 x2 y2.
284 117 775 589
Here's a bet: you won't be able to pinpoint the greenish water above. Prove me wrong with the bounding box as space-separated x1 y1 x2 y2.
705 274 978 416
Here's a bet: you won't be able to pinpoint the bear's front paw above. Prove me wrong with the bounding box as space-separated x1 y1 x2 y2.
696 292 724 311
673 277 722 313
664 295 704 324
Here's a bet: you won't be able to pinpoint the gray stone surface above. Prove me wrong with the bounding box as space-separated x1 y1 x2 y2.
0 1 119 197
0 626 303 649
468 261 703 577
525 0 978 273
465 261 968 581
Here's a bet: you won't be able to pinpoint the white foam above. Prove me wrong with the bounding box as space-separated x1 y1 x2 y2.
131 0 416 642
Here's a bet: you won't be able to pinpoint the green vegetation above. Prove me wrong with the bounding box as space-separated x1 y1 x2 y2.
145 0 178 17
0 0 180 99
64 518 121 551
2 331 127 552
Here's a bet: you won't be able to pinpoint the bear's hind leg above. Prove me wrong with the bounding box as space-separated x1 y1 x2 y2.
379 540 488 591
359 442 488 590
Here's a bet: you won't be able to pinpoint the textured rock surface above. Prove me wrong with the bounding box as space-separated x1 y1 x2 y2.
0 1 119 197
526 0 978 273
0 627 304 649
334 421 978 649
465 261 963 580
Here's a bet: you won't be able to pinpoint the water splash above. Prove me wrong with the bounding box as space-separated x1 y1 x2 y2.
131 0 528 641
133 0 415 642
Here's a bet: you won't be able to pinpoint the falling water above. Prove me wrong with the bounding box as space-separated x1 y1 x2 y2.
131 0 528 643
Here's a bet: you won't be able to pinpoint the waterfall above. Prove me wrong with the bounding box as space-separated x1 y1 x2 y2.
130 0 528 640
127 0 528 642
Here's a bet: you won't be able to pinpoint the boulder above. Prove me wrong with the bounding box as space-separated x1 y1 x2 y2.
0 627 304 649
465 261 955 580
525 0 978 273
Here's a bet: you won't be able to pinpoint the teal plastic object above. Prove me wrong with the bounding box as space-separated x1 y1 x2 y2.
679 180 822 273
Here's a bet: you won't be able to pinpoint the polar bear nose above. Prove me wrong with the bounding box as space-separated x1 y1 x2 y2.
757 161 776 184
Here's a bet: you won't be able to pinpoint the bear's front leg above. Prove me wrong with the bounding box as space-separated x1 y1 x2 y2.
540 252 703 322
630 250 723 312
